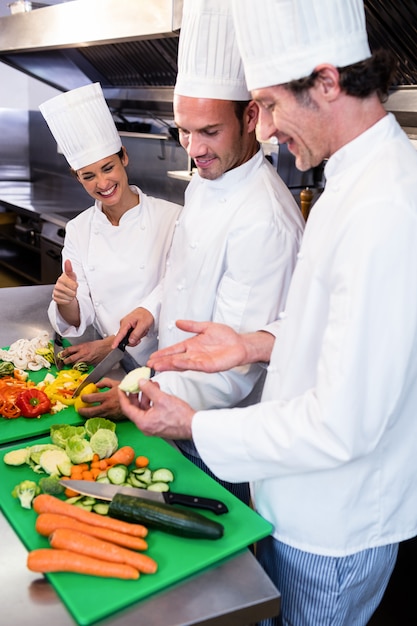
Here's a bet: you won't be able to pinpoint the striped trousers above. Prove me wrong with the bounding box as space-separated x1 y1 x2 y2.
256 535 398 626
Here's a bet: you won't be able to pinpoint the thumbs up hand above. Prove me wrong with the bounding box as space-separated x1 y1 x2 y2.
53 259 79 305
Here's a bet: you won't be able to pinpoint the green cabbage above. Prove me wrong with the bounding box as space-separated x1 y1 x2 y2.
85 417 116 438
3 447 30 466
50 424 86 448
28 443 64 465
39 449 72 476
65 436 94 464
89 428 118 459
118 366 151 393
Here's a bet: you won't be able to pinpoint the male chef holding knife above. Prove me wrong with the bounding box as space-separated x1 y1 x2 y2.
94 0 304 506
117 0 417 625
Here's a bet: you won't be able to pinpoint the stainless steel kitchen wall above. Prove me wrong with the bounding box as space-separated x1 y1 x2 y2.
0 109 31 181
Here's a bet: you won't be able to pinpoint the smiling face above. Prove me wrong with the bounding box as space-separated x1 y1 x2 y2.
173 95 258 180
75 149 131 210
253 83 331 172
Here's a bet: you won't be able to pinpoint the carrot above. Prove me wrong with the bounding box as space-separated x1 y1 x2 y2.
59 477 81 498
35 513 148 551
27 548 139 580
72 463 89 472
92 453 100 463
33 495 148 538
81 470 95 481
49 528 157 574
135 455 150 468
90 468 102 479
70 468 84 478
105 446 136 467
90 459 109 471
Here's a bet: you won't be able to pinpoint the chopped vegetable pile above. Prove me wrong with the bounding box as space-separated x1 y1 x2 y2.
3 419 182 580
4 418 175 509
0 333 94 420
0 365 88 419
0 332 54 371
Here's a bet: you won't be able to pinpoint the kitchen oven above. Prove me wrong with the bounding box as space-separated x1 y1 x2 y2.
40 210 82 284
0 207 42 284
39 214 67 285
0 205 72 285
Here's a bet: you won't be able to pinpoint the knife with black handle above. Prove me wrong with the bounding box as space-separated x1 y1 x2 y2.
72 328 134 397
60 480 229 515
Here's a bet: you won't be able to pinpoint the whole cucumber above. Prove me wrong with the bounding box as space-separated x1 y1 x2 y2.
108 493 224 540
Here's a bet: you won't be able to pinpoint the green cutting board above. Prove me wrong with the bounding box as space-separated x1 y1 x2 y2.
0 364 86 445
0 340 89 445
0 420 273 626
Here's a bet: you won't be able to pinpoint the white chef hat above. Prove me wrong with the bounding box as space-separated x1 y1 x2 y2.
174 0 250 101
231 0 371 91
39 82 122 171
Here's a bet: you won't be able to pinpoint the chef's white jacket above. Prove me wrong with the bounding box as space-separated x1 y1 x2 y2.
194 114 417 555
48 185 181 364
140 150 304 454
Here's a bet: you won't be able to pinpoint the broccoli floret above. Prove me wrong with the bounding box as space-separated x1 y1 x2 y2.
11 480 41 509
38 474 65 496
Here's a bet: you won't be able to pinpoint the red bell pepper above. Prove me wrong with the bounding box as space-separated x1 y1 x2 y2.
16 389 51 418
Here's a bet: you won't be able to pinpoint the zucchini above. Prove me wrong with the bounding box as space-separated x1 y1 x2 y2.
108 493 224 540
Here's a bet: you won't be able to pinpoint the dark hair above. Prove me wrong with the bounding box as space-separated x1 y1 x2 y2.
233 100 251 135
285 49 398 104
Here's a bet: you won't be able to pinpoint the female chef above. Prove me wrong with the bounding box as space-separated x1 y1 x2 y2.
39 82 181 386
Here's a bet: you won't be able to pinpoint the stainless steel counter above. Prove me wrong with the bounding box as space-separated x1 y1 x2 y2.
0 285 280 626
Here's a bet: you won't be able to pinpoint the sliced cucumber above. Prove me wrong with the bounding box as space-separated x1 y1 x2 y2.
151 468 174 483
127 474 149 489
130 467 152 484
73 502 93 511
93 502 110 515
80 496 96 506
107 464 129 485
96 475 111 484
147 481 170 492
64 495 85 505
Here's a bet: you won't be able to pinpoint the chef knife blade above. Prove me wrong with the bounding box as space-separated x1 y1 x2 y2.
53 331 65 370
60 479 229 515
72 328 134 398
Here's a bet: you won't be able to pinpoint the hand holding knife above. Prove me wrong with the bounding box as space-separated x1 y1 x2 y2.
53 332 65 370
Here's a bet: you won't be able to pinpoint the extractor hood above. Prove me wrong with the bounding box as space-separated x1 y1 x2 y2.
364 0 417 130
1 0 417 127
0 0 183 119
